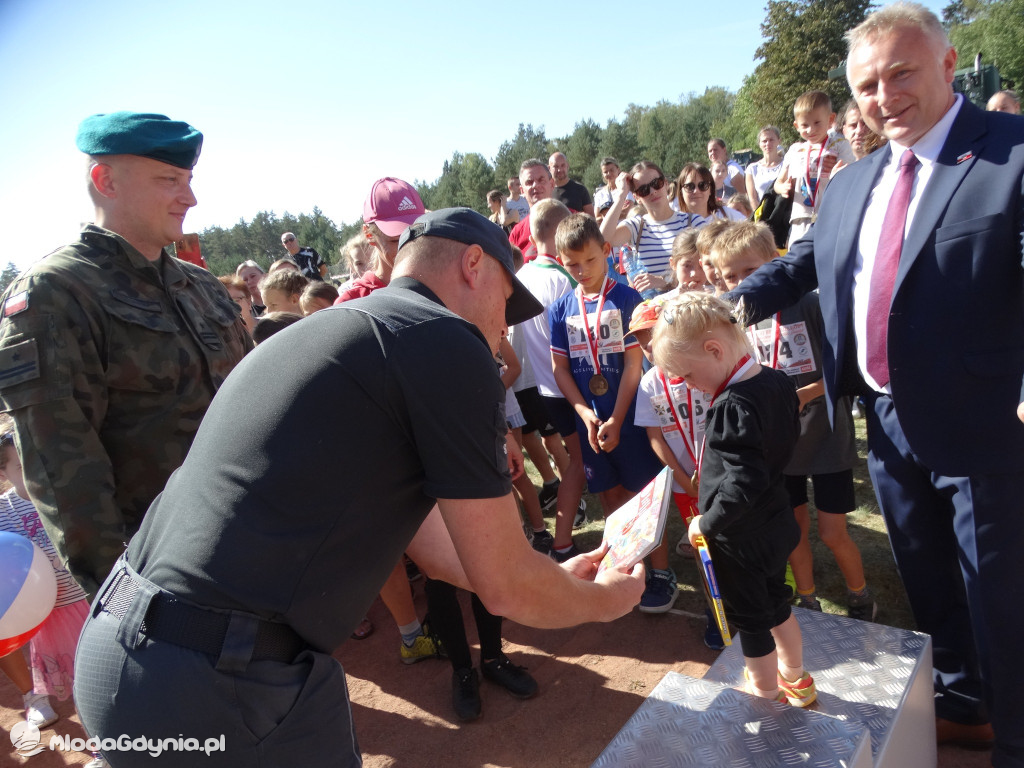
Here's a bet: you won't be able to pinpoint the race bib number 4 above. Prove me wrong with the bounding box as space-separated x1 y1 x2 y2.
752 321 816 375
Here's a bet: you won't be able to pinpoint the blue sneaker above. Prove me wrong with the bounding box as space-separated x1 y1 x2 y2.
703 608 725 650
639 568 677 614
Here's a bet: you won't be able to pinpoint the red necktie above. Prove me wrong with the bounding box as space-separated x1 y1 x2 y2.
866 150 919 388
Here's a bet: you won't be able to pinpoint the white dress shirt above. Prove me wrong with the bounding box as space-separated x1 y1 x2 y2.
852 95 964 392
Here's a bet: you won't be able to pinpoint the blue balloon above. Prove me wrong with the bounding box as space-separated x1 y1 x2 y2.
0 531 35 618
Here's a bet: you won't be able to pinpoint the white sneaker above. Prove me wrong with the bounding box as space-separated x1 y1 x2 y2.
24 691 58 728
85 755 110 768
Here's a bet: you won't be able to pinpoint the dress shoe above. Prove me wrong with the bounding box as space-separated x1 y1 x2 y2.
936 717 994 750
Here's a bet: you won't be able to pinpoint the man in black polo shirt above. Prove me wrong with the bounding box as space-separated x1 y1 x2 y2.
548 151 594 216
74 208 645 767
281 230 326 281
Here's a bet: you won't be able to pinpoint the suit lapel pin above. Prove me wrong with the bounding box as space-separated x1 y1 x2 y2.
956 151 973 164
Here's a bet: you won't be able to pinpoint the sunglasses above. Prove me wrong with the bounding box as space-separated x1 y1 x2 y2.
632 176 666 198
681 181 712 193
283 237 296 243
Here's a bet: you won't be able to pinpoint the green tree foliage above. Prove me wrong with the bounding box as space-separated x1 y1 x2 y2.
946 0 1024 87
556 119 604 190
419 152 498 213
596 120 642 176
493 124 551 185
735 0 871 143
198 208 346 277
0 261 21 296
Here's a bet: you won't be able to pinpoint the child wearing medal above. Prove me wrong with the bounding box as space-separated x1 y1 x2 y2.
628 300 725 648
652 291 815 707
712 221 875 621
773 90 855 247
549 214 662 522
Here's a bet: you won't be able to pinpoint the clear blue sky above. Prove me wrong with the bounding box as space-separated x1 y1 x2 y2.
0 0 946 270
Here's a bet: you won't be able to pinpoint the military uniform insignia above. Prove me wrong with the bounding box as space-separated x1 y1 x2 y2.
0 338 41 387
3 291 29 317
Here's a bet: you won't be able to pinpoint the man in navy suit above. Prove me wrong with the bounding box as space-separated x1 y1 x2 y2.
730 3 1024 764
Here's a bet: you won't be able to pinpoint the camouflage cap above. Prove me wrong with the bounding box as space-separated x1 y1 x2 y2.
75 112 203 170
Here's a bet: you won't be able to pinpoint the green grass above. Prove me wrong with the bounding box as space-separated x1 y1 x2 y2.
522 414 917 631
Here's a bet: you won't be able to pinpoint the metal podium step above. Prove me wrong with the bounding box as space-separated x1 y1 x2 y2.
703 607 934 767
592 672 872 767
593 608 934 767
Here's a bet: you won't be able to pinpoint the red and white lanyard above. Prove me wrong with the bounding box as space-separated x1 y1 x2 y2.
576 277 615 376
696 354 755 482
657 369 697 468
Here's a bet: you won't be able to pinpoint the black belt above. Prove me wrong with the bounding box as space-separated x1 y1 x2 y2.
101 569 307 664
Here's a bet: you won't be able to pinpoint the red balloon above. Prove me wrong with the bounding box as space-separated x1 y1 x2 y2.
0 622 44 657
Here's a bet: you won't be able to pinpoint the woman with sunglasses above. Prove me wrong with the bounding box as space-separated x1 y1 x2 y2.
675 163 746 228
599 161 692 296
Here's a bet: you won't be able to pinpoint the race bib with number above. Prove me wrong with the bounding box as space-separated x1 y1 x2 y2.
565 308 625 361
750 321 816 375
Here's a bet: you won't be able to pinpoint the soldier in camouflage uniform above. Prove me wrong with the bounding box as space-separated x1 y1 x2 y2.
0 112 252 599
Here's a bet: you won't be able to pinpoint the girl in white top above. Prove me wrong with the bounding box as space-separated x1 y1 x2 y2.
745 126 786 208
599 160 691 296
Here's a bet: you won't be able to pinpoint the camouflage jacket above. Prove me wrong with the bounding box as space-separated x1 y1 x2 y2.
0 225 253 598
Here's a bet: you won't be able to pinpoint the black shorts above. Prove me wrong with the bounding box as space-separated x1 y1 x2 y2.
784 469 856 514
516 387 558 437
540 395 577 439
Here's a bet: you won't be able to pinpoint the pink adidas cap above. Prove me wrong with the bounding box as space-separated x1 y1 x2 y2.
363 177 426 237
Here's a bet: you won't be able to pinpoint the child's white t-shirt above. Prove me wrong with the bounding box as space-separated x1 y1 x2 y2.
634 367 709 492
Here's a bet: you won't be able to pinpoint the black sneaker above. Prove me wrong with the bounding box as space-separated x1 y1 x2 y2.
550 543 581 563
795 594 822 611
481 655 538 699
452 668 482 721
573 498 588 529
847 588 878 622
530 529 554 556
537 480 559 511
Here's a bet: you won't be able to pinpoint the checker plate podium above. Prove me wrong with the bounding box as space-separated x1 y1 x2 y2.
594 608 933 767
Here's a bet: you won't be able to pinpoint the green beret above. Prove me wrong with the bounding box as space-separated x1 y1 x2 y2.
75 112 203 170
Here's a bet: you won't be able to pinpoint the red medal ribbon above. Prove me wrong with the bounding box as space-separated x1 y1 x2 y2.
576 277 615 379
749 314 782 369
696 353 756 483
657 369 697 467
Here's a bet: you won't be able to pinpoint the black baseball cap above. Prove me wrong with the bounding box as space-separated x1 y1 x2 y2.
399 207 543 325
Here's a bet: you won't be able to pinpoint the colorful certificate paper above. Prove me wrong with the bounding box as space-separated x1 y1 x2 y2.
597 467 672 576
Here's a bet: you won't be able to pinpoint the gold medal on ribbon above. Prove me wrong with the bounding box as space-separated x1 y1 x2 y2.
589 374 609 397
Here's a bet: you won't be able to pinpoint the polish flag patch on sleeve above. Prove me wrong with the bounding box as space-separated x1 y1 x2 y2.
3 291 28 317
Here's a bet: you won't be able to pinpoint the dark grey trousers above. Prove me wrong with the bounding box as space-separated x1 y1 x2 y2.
74 561 360 767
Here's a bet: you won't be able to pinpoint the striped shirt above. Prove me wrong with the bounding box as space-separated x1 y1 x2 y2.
0 489 88 607
622 212 693 280
622 209 745 280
